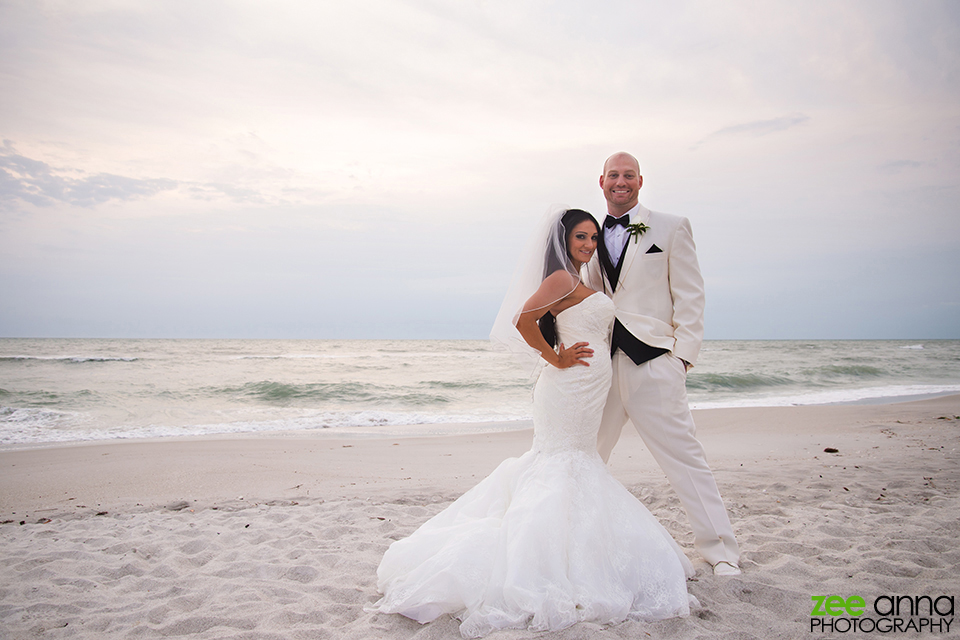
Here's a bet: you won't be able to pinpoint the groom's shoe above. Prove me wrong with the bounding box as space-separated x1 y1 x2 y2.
712 561 741 576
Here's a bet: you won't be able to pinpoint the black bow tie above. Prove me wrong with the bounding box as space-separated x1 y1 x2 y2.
604 215 629 229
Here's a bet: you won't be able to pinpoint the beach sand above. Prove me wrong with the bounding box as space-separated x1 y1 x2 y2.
2 395 958 639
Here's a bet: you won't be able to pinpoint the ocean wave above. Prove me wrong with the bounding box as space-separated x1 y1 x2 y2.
0 389 63 405
212 380 452 407
0 355 138 363
0 388 99 407
0 409 531 446
815 364 885 377
233 354 352 360
0 406 90 445
688 363 889 392
686 372 794 391
231 351 492 361
1 406 73 422
690 384 960 410
423 380 519 391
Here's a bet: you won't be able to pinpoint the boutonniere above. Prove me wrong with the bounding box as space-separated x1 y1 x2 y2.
626 221 650 244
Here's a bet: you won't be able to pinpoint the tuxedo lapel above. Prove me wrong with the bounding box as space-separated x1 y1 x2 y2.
615 233 641 289
609 241 629 292
612 205 650 293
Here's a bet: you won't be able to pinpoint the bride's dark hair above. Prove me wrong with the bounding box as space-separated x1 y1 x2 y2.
538 208 599 348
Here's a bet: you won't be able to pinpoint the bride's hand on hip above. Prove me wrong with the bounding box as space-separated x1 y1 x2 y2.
557 342 593 368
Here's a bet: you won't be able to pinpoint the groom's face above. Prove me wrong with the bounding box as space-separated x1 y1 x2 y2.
600 156 642 215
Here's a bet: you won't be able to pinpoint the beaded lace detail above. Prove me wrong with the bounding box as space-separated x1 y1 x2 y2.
532 293 615 455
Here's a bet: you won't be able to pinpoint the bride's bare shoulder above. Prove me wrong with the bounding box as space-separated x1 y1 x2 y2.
521 271 579 314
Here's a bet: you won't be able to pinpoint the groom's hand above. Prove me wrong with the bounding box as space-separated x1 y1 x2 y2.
557 342 593 368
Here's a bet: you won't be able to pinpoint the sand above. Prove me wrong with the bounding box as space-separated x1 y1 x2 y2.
1 395 958 639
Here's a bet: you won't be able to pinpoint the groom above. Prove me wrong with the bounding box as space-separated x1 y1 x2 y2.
585 152 741 576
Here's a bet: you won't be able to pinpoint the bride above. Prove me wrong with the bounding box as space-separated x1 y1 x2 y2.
367 207 694 637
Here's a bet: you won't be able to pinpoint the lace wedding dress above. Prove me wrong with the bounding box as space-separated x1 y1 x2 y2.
369 293 693 637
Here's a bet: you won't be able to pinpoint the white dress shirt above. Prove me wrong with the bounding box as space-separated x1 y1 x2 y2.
604 203 640 267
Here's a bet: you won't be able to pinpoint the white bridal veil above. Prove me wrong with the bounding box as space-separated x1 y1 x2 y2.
489 205 585 372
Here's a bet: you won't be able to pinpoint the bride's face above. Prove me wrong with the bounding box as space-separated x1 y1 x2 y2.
567 221 599 267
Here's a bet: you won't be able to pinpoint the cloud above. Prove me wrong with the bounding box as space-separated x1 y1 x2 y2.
183 182 269 205
0 141 178 209
0 141 276 209
878 159 924 174
693 113 811 149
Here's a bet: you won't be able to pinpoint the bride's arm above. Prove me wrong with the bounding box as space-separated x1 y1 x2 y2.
515 272 592 368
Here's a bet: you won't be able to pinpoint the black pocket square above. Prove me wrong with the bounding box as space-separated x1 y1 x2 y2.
646 244 663 254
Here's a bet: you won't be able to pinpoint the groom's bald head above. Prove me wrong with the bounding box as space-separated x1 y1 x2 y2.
602 152 640 175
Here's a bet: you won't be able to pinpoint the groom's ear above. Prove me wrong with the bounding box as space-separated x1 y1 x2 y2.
637 175 643 190
598 174 605 188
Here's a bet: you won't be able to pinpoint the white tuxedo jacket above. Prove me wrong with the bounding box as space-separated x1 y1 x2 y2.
585 205 705 366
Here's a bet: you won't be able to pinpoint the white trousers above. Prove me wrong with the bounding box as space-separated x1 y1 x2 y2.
597 352 740 566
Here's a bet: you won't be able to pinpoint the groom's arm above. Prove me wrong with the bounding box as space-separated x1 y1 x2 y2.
668 217 705 367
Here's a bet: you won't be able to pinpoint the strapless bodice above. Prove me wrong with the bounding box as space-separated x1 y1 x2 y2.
554 292 616 352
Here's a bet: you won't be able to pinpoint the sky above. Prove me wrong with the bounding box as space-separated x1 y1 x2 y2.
1 0 958 340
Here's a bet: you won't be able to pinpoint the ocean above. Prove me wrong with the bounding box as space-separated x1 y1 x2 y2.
2 338 959 448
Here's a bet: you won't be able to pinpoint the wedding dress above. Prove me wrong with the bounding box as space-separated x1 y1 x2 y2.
369 293 693 637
